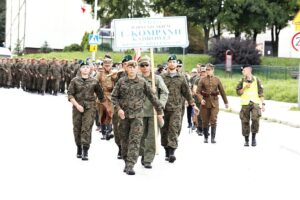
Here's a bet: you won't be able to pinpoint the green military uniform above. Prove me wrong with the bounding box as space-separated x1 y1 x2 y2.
236 75 264 146
48 62 64 95
196 74 228 143
111 75 163 174
140 73 168 168
161 70 194 162
68 75 104 159
37 62 49 95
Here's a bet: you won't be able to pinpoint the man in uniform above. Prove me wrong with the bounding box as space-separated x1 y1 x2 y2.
236 64 265 147
196 63 228 144
111 60 163 175
138 56 169 169
96 55 115 140
161 55 197 163
112 55 131 159
67 64 104 161
48 59 64 95
37 58 49 95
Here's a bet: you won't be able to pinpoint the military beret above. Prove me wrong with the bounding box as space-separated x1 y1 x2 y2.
122 55 133 63
177 59 183 67
167 54 177 61
138 55 150 65
241 64 252 71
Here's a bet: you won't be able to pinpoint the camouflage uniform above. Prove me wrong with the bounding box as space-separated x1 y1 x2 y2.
236 76 264 137
37 62 49 94
161 71 194 161
196 75 228 143
48 62 64 95
139 73 168 167
111 75 163 172
67 76 104 151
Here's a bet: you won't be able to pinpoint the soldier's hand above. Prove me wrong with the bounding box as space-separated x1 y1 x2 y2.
193 106 200 115
76 105 84 113
118 109 125 119
157 115 164 128
201 100 206 105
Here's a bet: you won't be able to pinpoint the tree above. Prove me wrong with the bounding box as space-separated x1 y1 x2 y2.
266 0 298 57
40 41 52 53
84 0 151 26
14 39 22 56
222 0 269 41
0 0 6 47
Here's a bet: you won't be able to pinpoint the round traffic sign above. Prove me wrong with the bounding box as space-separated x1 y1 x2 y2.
291 32 300 51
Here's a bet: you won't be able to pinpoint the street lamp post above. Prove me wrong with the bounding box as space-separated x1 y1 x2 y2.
91 0 98 61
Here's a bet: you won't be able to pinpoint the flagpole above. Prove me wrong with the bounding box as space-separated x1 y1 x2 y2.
150 48 159 154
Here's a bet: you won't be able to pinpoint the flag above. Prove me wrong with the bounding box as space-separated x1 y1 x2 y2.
133 48 141 61
81 5 86 13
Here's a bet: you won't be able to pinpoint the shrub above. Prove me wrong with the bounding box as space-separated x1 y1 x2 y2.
63 43 82 52
80 32 90 51
209 38 261 65
39 41 52 53
99 43 112 51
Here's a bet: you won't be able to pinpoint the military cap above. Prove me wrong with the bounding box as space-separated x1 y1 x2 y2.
138 55 150 65
177 59 183 67
241 64 252 71
167 54 177 61
122 55 133 63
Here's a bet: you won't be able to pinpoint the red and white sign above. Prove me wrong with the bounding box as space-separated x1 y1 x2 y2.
291 32 300 51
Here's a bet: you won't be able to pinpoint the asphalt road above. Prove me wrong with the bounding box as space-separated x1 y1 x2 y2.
1 88 299 200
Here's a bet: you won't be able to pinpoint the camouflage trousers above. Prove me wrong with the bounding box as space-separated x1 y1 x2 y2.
139 117 156 164
112 111 121 146
119 117 143 168
239 103 261 136
201 106 219 128
72 105 96 146
161 110 182 149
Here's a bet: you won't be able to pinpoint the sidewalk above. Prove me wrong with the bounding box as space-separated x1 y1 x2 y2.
219 96 300 128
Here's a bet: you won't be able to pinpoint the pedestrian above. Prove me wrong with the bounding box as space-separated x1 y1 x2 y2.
161 54 198 163
111 60 163 175
236 64 265 147
138 56 169 169
67 64 104 161
196 63 228 144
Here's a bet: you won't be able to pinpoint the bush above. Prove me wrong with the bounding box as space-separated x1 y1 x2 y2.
209 38 261 65
99 43 112 51
63 43 82 52
80 32 90 51
39 41 52 53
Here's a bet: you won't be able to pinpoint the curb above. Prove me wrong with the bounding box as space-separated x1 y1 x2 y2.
220 108 300 128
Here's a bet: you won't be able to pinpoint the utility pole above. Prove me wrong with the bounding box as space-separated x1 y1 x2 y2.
91 0 98 61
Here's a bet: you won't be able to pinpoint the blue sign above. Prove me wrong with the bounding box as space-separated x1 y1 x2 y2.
88 34 100 44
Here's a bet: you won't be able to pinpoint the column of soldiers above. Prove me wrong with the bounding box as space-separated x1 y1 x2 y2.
0 57 81 95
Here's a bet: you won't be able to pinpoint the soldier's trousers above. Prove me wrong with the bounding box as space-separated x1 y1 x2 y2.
201 106 219 128
51 78 60 93
239 103 261 136
112 112 121 146
72 106 96 146
161 110 182 149
119 117 143 167
139 117 156 164
37 76 47 92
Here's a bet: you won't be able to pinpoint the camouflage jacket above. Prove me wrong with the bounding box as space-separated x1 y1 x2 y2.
111 75 163 119
68 76 104 109
161 72 194 111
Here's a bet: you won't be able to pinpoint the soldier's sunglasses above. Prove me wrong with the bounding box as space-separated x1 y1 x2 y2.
140 64 149 67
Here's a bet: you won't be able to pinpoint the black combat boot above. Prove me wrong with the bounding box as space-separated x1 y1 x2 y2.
117 145 122 159
211 127 216 144
203 128 209 143
105 124 114 140
76 145 82 158
164 147 169 161
82 145 89 161
101 125 107 140
244 136 249 146
125 165 135 175
168 147 176 163
197 126 203 136
251 133 257 147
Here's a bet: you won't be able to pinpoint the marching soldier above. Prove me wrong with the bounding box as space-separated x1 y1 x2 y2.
161 55 197 163
48 59 64 95
236 64 265 147
67 64 104 161
138 56 169 169
196 63 228 144
111 60 163 175
96 55 115 140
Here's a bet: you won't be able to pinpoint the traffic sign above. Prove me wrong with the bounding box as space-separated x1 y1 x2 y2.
291 32 300 51
88 34 100 44
89 45 97 52
293 11 300 31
